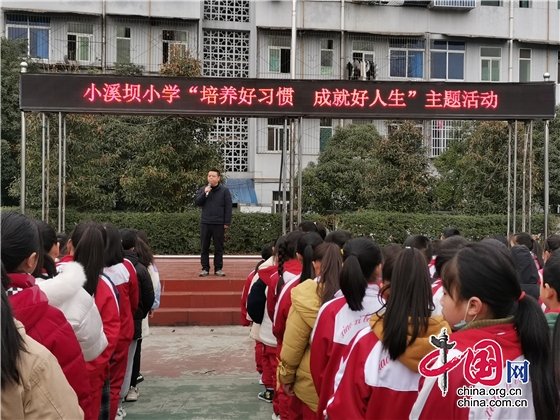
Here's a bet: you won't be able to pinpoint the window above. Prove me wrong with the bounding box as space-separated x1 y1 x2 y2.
116 27 131 64
267 118 290 152
163 30 187 63
390 39 424 79
6 14 50 59
68 22 94 62
431 120 461 157
519 48 531 82
431 41 465 80
480 47 501 82
350 40 375 80
268 37 290 73
481 0 501 5
321 39 334 76
319 119 333 153
519 1 531 7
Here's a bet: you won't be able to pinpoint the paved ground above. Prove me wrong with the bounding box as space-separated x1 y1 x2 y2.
124 326 273 420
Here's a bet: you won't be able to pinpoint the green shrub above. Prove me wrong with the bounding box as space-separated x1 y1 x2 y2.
1 207 554 254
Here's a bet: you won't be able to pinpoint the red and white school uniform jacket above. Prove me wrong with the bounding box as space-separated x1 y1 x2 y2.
310 283 385 420
104 262 135 342
241 269 256 326
411 322 536 420
432 279 444 316
273 264 303 351
428 256 437 278
326 315 449 420
265 259 302 324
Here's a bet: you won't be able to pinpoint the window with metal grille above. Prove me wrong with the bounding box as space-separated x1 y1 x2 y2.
267 118 290 152
203 0 249 22
389 39 424 79
319 119 333 153
163 30 187 63
321 39 334 76
6 14 50 59
116 27 131 64
67 22 94 62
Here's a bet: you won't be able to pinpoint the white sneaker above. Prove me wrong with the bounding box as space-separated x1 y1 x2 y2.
259 373 264 385
116 407 127 419
125 386 139 402
272 413 280 420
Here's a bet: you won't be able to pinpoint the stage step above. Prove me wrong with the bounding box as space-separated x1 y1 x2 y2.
150 256 260 326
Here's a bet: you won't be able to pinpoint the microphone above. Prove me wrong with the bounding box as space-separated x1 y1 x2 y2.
205 183 212 197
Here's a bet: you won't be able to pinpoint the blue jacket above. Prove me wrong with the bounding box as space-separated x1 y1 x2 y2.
195 183 233 226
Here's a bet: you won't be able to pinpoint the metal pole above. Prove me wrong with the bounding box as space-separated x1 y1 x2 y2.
290 0 296 78
19 62 27 214
545 119 550 238
297 117 303 226
41 113 46 220
513 120 518 234
522 123 528 232
282 119 288 235
20 111 26 214
507 123 512 237
528 121 533 234
289 119 295 232
46 117 50 224
58 112 62 232
62 115 67 232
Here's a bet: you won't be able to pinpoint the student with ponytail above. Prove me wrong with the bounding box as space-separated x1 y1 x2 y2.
1 212 92 419
412 242 559 420
33 219 107 363
62 221 121 420
278 238 338 418
312 238 386 420
326 247 449 420
272 231 317 418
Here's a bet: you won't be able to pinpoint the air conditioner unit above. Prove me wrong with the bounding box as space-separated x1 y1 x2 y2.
429 0 476 9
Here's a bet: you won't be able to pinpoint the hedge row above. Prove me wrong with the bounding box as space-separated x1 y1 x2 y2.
3 208 555 255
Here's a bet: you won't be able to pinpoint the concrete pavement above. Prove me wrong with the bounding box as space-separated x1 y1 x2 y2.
123 326 274 420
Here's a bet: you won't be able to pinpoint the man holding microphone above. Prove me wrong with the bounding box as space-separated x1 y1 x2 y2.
195 169 232 277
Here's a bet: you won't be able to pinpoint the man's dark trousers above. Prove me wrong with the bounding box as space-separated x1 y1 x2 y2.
201 223 225 272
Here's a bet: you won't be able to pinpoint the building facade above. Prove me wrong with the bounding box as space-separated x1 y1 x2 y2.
2 0 559 208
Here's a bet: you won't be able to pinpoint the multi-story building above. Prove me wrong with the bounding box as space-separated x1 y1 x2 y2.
2 0 559 208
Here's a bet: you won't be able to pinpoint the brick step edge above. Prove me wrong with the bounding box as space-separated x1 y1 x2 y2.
151 307 242 326
161 291 241 296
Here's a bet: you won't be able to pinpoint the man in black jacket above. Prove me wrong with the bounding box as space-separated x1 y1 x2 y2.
195 169 232 277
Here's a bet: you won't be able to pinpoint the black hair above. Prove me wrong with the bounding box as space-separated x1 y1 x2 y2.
276 230 306 294
57 232 69 258
254 242 274 274
33 220 58 279
72 221 106 296
101 223 124 266
544 250 560 303
120 228 138 251
553 316 560 395
442 242 559 420
1 212 40 273
403 234 432 264
545 235 560 254
381 243 403 283
296 232 324 284
377 248 434 361
431 239 442 257
313 242 343 305
325 230 352 249
434 236 469 279
137 230 149 245
513 232 544 269
442 227 461 239
1 264 26 389
135 237 154 268
340 238 382 311
209 168 221 177
490 234 509 248
298 221 327 240
481 237 508 250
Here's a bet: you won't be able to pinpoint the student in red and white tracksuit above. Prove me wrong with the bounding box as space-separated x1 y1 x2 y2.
326 247 450 420
103 223 138 420
62 222 121 420
311 237 388 420
412 242 559 420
